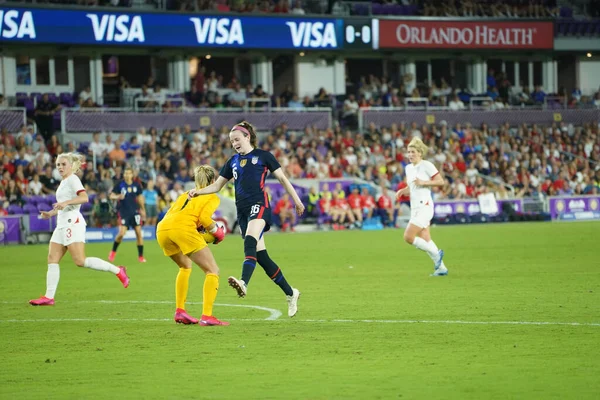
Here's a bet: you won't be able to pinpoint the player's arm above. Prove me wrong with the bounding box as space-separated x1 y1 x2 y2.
109 186 124 200
137 193 146 219
54 190 88 210
396 180 410 198
188 176 229 198
272 168 305 216
199 197 225 244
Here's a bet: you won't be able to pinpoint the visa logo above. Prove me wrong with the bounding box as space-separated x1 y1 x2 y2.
86 14 145 43
286 21 337 48
189 18 244 45
0 10 36 39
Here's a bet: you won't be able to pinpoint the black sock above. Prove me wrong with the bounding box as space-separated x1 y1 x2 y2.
137 245 144 257
257 250 293 296
241 236 257 285
112 241 121 252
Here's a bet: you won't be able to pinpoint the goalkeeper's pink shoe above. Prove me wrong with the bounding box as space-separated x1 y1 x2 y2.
108 251 116 262
116 267 130 288
200 315 230 326
29 296 55 306
174 308 199 325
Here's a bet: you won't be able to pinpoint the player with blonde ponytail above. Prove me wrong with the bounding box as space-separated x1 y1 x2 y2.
29 152 130 306
396 137 449 276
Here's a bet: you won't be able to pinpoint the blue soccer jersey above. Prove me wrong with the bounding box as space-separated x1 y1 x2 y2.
112 181 143 217
220 149 281 209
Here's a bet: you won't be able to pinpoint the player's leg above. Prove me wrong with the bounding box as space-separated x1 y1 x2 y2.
418 228 447 275
29 240 67 305
188 247 229 326
109 224 128 262
133 224 146 263
168 251 199 325
68 231 130 287
404 208 446 275
229 216 264 297
256 236 301 317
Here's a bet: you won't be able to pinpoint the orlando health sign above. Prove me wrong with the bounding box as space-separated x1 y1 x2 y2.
0 7 343 49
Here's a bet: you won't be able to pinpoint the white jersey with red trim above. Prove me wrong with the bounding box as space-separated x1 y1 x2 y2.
55 174 87 228
406 160 439 209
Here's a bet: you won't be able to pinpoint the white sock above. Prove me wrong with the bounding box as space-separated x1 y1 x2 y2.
45 263 60 299
84 257 120 274
412 237 438 259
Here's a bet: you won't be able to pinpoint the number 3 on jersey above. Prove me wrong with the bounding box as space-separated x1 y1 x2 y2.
232 166 238 180
250 204 261 217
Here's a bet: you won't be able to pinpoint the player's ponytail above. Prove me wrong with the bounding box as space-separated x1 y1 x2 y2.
194 165 216 189
57 152 86 174
232 121 257 148
407 137 429 157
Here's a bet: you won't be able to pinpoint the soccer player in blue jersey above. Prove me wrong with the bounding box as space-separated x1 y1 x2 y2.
188 121 305 317
108 167 147 263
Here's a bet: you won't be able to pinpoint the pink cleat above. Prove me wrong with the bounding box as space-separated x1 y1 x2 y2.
108 251 116 262
29 296 55 306
138 256 147 263
174 308 199 325
200 315 230 326
116 267 130 288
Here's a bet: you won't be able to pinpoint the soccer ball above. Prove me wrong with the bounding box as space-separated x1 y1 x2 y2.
198 221 226 244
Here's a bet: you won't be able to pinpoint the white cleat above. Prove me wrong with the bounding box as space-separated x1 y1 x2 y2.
434 250 444 270
430 266 448 277
287 288 301 317
228 276 247 298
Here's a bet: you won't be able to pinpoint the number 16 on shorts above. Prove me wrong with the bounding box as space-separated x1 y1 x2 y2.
250 204 261 217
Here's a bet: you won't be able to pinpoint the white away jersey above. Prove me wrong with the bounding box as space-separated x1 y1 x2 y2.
405 160 439 208
55 174 87 228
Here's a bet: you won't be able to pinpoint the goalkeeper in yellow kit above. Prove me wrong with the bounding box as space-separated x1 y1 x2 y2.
156 165 228 326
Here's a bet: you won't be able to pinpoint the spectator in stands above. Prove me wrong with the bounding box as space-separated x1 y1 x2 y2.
5 179 23 206
532 85 547 105
0 94 6 107
346 186 363 227
28 174 43 195
143 179 159 226
360 186 376 219
109 139 126 163
228 83 247 107
274 193 296 232
89 132 106 163
377 181 395 227
342 94 359 129
40 165 59 193
35 94 60 142
92 192 113 228
449 94 465 111
78 86 93 106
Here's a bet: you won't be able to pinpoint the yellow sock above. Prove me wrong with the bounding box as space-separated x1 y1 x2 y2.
202 273 219 316
175 268 192 310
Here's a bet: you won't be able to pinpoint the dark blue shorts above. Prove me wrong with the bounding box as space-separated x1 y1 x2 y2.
119 213 141 229
237 202 271 238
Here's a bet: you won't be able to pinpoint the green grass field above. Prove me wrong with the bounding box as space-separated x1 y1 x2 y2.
1 222 599 399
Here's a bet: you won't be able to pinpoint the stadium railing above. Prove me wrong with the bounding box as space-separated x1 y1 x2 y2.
59 107 333 134
358 107 600 131
0 107 28 131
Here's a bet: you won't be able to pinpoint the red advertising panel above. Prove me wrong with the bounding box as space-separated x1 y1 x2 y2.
377 20 554 50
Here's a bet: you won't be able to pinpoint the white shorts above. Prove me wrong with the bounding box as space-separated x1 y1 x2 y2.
409 206 434 229
50 224 86 246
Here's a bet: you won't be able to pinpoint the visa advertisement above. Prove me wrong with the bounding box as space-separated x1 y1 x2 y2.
0 7 343 49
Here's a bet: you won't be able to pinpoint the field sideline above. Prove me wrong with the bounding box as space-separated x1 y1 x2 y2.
1 222 599 399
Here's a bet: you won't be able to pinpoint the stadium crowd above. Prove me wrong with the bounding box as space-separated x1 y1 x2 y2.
1 109 599 229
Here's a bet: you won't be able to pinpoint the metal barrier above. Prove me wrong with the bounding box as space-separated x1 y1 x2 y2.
358 107 600 131
60 107 333 133
0 107 28 131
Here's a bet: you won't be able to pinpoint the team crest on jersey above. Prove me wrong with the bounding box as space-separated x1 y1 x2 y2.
240 159 247 167
128 187 132 193
252 156 259 165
